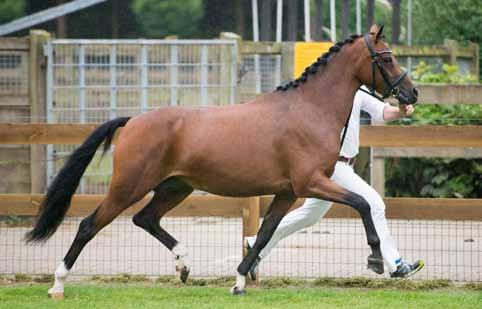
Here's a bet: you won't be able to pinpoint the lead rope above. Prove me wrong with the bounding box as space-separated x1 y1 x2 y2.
340 102 354 149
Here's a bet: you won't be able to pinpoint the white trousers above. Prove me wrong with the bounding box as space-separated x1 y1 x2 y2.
247 161 401 272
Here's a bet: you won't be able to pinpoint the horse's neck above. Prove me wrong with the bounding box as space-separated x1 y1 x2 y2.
300 58 361 127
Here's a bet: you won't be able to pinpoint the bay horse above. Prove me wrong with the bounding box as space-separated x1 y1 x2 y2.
26 25 417 297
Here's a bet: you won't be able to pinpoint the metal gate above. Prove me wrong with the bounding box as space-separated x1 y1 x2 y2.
44 39 238 193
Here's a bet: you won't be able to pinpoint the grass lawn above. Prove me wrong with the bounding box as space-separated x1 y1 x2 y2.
0 283 481 309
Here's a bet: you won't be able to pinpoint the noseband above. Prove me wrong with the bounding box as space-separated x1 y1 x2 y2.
360 33 408 101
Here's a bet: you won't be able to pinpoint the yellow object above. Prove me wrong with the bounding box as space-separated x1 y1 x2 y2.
294 42 333 78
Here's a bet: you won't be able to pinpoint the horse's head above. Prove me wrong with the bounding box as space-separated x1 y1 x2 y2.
356 24 418 104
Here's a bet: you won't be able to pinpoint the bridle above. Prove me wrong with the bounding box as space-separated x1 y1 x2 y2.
359 33 408 102
340 32 409 149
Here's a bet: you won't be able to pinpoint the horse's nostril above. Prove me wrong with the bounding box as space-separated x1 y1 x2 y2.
413 87 419 97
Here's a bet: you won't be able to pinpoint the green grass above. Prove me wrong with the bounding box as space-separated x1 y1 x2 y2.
0 283 481 309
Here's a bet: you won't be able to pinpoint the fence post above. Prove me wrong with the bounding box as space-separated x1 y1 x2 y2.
444 39 458 66
468 41 480 78
219 32 243 104
29 29 50 194
371 156 385 197
242 196 260 282
281 42 295 81
219 32 242 105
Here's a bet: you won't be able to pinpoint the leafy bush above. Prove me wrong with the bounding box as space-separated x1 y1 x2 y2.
131 0 202 38
385 63 481 198
411 61 478 84
386 158 482 198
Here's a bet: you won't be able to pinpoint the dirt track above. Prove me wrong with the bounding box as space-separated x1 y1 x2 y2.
1 217 480 282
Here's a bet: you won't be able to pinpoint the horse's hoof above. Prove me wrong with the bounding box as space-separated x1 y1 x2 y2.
179 266 190 284
367 255 384 275
48 292 64 300
230 285 246 296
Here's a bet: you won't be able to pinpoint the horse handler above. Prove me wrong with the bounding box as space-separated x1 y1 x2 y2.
246 87 424 279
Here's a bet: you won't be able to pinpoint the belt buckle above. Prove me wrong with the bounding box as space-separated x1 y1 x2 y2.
348 157 355 166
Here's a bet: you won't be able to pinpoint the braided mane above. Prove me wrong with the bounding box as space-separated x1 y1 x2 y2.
276 34 362 91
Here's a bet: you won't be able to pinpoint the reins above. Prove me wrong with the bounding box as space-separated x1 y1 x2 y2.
339 102 353 149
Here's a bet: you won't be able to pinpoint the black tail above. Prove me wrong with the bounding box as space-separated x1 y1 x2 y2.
25 117 131 243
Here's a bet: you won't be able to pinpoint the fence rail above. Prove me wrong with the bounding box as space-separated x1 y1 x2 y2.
1 123 481 147
239 38 480 79
1 194 481 221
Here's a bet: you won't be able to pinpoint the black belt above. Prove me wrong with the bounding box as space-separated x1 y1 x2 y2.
338 156 356 166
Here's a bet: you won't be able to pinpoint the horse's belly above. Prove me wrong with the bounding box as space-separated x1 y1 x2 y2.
179 175 291 197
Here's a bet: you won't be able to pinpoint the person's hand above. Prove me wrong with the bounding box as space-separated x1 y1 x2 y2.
399 104 414 116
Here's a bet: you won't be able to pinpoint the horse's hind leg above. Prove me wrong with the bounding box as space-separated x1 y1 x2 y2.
231 191 296 295
132 177 193 283
304 176 383 272
48 191 142 298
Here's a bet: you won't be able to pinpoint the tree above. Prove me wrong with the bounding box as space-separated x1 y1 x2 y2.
260 0 274 41
366 0 374 29
132 0 202 38
341 0 349 39
390 0 400 43
56 0 67 38
408 0 482 77
0 0 25 25
287 0 299 41
199 0 238 39
234 0 246 38
312 0 324 40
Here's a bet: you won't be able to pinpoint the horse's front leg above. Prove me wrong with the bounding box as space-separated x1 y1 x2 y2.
231 191 296 295
299 175 383 271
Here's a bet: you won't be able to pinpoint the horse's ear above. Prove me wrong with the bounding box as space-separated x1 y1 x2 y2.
369 24 379 35
375 25 385 43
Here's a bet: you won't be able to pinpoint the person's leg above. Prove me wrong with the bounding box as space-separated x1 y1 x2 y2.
247 197 333 259
330 162 400 272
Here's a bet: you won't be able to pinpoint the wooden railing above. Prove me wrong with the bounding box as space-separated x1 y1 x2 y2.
0 122 481 285
237 36 480 78
1 123 481 232
1 194 481 221
1 123 481 147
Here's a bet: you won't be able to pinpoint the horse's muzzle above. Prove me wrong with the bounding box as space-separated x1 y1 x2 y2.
396 87 418 105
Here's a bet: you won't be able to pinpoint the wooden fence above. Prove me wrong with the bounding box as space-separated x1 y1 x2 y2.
1 32 481 195
0 30 50 194
1 33 481 243
0 123 481 245
1 123 482 147
238 36 480 81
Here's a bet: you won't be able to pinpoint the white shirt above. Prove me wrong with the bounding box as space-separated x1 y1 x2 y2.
340 88 389 158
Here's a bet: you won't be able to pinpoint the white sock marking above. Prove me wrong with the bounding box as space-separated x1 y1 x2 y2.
172 243 191 272
48 262 69 295
235 273 246 289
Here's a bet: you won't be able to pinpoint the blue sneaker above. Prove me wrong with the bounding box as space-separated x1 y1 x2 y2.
390 259 424 278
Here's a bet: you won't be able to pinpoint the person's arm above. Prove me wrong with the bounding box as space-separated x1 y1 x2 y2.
383 104 414 121
358 89 414 122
